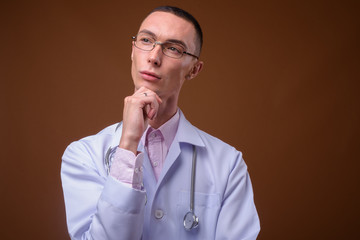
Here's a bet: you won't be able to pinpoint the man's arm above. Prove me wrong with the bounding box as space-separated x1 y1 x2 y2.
61 140 146 240
119 86 162 154
61 87 161 239
215 154 260 239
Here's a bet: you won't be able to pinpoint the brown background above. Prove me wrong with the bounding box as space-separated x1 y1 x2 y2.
1 0 359 239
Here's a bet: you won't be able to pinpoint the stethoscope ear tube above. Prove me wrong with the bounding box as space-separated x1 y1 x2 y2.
105 146 117 175
183 145 199 230
104 123 123 175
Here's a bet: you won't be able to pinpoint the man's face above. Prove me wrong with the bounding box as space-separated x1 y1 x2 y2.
131 11 201 101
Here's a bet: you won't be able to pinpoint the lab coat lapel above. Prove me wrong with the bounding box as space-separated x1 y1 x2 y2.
155 110 205 186
156 138 181 185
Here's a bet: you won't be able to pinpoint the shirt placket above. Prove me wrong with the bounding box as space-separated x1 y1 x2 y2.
147 129 164 181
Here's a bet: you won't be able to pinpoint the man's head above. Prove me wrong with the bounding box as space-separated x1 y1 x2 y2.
131 6 203 104
148 6 203 56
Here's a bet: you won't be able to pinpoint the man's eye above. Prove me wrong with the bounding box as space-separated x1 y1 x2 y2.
167 46 182 53
139 37 152 44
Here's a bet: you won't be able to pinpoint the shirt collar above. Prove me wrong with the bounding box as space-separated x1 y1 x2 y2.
140 109 180 149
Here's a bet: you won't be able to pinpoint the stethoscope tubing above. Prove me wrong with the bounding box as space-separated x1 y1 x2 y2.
185 145 199 230
190 145 197 213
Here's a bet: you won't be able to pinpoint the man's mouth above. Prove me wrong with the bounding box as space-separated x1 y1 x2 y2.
140 71 161 81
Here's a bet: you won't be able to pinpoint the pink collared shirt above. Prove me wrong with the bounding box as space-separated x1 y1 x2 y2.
110 110 180 189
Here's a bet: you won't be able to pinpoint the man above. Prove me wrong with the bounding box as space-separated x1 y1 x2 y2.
61 6 260 240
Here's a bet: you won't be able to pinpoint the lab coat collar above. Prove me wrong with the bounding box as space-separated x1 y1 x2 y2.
112 109 205 151
176 109 205 148
111 110 206 190
144 109 206 191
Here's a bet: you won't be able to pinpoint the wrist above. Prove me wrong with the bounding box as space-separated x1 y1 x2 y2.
119 137 139 155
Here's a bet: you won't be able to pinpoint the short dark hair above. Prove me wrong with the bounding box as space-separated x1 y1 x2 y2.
149 6 203 56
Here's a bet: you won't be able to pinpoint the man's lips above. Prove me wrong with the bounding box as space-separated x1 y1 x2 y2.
140 71 161 81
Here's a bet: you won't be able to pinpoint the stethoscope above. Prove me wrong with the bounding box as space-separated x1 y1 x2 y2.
104 123 199 231
183 145 199 230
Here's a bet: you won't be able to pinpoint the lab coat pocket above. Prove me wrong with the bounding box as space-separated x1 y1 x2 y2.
176 191 221 240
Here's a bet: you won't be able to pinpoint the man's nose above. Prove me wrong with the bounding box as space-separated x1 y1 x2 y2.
148 44 163 66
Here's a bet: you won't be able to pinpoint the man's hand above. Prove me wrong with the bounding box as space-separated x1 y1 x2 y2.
119 87 162 154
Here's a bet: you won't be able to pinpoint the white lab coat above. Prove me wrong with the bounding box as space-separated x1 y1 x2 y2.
61 110 260 240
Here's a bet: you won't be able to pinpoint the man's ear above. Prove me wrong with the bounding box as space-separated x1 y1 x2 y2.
187 61 204 80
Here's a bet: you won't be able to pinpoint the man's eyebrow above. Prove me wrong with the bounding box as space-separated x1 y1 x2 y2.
138 29 156 37
138 29 188 49
166 39 187 49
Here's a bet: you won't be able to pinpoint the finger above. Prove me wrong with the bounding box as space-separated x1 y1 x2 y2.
144 104 151 118
131 87 162 121
147 98 159 120
138 92 162 119
135 87 162 104
155 94 163 104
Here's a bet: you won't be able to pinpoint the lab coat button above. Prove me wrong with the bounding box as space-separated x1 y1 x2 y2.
154 209 164 219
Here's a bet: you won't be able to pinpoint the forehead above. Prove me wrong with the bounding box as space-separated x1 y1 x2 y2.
139 11 197 50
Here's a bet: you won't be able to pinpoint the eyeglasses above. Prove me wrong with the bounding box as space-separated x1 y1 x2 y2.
132 34 199 59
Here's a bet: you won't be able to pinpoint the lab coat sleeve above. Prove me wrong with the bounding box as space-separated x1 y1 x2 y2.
61 140 146 240
215 152 260 240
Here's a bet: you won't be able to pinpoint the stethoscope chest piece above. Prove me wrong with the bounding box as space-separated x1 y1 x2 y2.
183 211 199 230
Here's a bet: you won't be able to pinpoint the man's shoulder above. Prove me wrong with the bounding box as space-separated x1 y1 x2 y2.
79 123 119 142
195 126 238 151
178 111 240 153
92 122 120 137
65 123 120 153
186 124 244 170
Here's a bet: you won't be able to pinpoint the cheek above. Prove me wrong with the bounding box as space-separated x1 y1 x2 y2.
131 55 140 83
131 62 136 78
131 48 146 67
168 66 190 91
131 52 144 76
167 61 192 79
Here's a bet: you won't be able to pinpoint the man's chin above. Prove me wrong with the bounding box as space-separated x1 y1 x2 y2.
134 85 161 96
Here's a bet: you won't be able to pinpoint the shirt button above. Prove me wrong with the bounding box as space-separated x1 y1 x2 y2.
153 161 158 167
154 209 164 219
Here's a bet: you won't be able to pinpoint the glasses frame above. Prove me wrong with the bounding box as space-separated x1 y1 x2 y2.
132 35 199 59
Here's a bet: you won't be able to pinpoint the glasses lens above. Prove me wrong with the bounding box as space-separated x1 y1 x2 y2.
135 34 154 51
162 43 184 59
133 34 186 59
